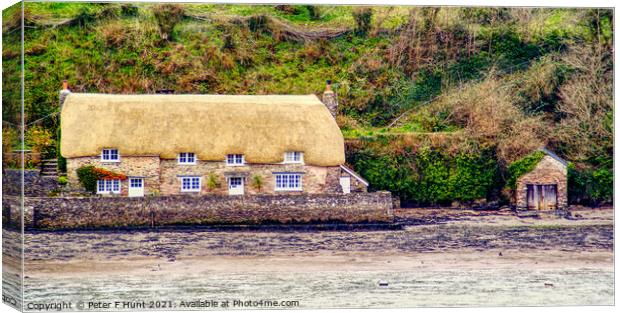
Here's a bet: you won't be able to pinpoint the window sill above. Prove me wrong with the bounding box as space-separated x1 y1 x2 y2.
100 160 121 163
180 190 201 193
226 164 246 167
275 189 303 192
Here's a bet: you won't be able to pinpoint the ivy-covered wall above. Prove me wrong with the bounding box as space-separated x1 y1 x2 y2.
347 136 611 207
346 138 500 206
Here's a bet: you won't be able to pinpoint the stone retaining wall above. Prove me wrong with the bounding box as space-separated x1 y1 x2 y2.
3 192 394 229
2 169 58 197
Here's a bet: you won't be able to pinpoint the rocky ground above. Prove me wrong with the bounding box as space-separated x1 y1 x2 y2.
10 206 611 261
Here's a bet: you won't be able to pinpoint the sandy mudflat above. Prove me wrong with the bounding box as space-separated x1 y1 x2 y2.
3 207 614 308
25 249 613 278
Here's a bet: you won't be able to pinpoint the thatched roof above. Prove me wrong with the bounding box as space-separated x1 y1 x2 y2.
60 93 344 166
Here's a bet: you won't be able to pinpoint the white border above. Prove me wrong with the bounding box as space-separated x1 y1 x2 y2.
0 1 616 313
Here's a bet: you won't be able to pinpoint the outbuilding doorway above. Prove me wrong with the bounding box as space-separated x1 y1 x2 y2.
526 184 557 210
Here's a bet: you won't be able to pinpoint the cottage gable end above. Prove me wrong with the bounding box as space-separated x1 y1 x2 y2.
518 155 567 183
515 154 568 210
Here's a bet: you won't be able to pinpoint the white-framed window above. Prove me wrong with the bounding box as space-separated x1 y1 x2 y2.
275 173 302 191
97 179 121 194
129 178 143 188
101 149 120 162
284 151 303 164
229 177 243 188
226 154 244 166
178 152 196 165
180 176 201 192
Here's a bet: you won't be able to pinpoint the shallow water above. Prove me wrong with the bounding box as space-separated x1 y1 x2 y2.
22 267 613 310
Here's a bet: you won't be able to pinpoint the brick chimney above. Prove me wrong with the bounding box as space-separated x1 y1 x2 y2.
322 80 338 118
59 80 71 109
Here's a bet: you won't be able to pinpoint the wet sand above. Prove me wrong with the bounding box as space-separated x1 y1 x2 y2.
3 207 614 309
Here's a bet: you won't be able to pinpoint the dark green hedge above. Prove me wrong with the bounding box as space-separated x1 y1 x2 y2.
568 164 613 205
348 146 500 206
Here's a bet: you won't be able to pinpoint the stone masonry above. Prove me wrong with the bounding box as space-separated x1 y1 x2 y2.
67 156 356 196
2 192 394 229
67 156 161 196
516 155 568 210
2 169 58 197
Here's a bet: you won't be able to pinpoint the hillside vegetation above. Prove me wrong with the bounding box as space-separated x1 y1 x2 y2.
2 3 613 206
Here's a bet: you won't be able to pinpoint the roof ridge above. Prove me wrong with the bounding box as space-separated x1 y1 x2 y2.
538 147 568 167
68 93 320 97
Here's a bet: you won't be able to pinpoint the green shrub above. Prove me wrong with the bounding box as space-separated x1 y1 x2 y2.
401 69 443 103
447 53 492 82
460 7 511 24
120 4 139 17
568 164 613 205
25 125 54 155
591 167 613 202
56 128 67 173
506 151 545 189
306 5 321 20
76 165 101 193
247 15 269 34
222 34 236 51
352 7 372 36
58 176 68 186
2 126 18 154
274 5 300 15
206 172 221 190
152 4 185 41
482 26 541 70
251 175 264 191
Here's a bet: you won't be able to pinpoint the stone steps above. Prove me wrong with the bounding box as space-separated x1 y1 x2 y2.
40 158 59 178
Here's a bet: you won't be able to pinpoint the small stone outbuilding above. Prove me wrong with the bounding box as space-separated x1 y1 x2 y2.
515 148 568 210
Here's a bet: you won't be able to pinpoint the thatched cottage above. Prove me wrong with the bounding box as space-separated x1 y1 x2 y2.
515 148 568 210
60 82 368 197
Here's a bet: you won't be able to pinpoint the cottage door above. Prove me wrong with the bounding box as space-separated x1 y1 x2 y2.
128 178 144 197
541 185 557 210
228 177 244 196
526 185 537 210
340 176 351 194
526 184 557 210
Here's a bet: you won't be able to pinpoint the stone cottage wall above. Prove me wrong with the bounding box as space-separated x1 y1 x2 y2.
516 155 567 210
2 169 58 197
3 192 394 229
66 156 364 196
66 156 161 195
158 159 344 195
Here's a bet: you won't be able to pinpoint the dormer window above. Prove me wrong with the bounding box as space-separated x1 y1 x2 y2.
101 149 119 162
284 151 303 164
226 154 244 166
178 152 196 165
